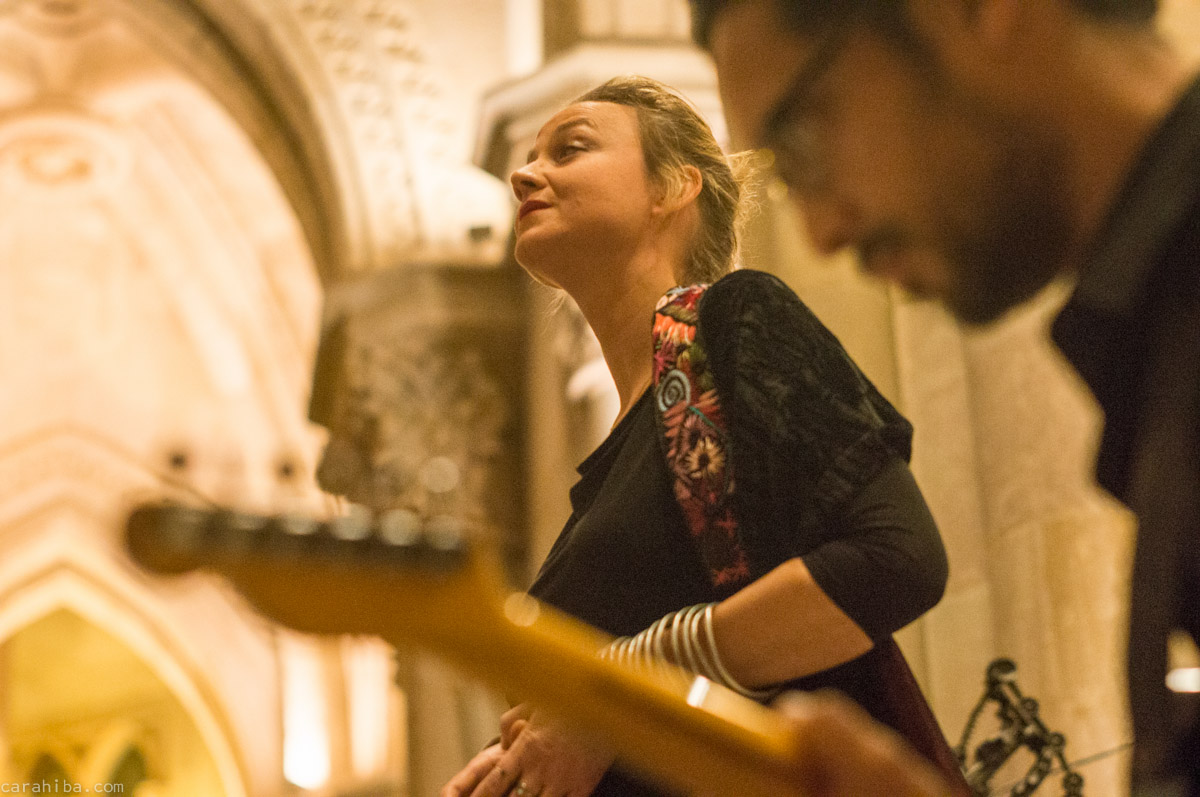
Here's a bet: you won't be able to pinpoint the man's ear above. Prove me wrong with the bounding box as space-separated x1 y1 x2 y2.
656 164 704 215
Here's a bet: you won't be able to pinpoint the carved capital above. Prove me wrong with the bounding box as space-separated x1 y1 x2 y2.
311 267 527 561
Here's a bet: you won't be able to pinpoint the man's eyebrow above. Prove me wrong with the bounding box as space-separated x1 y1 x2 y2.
526 118 595 163
759 74 808 150
758 28 848 148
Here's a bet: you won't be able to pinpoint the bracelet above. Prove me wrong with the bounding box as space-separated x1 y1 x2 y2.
689 604 720 682
678 604 704 675
700 603 774 700
598 603 776 700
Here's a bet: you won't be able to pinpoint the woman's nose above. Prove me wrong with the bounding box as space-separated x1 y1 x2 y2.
510 164 543 200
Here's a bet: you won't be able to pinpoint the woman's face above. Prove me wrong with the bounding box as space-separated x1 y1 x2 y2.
509 101 659 287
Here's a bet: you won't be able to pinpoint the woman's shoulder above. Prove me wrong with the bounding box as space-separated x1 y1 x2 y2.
703 268 795 305
698 269 827 340
658 270 797 323
694 269 855 381
690 268 913 465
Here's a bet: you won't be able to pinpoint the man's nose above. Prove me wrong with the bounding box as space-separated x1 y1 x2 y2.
794 192 859 255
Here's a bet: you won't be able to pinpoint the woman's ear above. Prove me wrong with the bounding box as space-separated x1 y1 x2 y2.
656 164 704 215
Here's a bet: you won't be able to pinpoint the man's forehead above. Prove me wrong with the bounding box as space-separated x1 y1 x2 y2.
707 0 819 149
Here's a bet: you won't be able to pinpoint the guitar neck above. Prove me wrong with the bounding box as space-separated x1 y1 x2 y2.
125 505 810 796
409 576 806 796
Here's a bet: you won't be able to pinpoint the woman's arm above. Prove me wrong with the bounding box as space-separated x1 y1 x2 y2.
711 557 873 687
648 270 947 689
712 456 947 687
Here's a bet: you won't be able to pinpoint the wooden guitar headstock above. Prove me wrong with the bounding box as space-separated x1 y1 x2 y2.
124 502 812 796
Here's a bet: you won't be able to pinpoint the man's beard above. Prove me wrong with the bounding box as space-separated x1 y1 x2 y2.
943 123 1073 326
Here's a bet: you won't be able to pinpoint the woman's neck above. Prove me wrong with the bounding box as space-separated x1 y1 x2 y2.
570 259 677 428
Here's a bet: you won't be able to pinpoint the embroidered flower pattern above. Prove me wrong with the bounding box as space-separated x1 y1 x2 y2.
684 435 724 480
652 285 751 592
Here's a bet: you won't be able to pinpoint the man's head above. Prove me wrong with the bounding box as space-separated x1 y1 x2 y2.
692 0 1158 52
694 0 1165 323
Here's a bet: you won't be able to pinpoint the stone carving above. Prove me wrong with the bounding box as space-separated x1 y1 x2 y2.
544 0 692 58
579 0 690 41
0 112 131 197
6 0 103 38
316 322 508 527
283 0 511 267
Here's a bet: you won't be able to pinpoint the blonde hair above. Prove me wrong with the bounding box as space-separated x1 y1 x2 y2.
574 76 759 285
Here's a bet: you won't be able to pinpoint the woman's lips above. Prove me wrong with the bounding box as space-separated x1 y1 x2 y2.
518 200 550 221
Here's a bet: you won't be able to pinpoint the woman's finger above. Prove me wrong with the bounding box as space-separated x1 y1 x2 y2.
468 747 522 797
500 703 533 744
441 744 503 797
501 719 611 797
508 775 544 797
501 718 530 749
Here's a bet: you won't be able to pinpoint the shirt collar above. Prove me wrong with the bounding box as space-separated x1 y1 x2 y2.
1071 72 1200 316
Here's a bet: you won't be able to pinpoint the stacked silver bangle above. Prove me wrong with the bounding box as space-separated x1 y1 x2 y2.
600 602 775 700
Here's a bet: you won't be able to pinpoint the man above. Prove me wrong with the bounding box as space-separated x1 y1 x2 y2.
691 0 1199 794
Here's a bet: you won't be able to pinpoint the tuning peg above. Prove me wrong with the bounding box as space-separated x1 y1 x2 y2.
125 501 471 575
126 503 211 575
330 505 373 541
225 511 268 535
280 515 320 536
423 514 466 552
379 509 421 546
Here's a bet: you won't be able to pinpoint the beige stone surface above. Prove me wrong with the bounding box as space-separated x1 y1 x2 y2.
1164 0 1200 62
0 2 329 794
750 187 1135 792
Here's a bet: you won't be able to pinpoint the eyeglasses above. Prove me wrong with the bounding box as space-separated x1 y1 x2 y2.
759 26 852 196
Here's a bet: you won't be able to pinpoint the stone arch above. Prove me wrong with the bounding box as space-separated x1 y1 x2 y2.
0 549 250 797
100 0 510 280
97 0 353 281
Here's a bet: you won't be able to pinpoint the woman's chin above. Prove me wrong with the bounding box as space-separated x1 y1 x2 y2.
514 242 565 288
522 267 563 290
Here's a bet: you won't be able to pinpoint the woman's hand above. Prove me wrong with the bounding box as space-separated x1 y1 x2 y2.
443 703 614 797
499 703 533 749
440 743 505 797
445 693 952 797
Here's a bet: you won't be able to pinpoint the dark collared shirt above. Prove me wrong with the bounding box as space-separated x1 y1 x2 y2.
1052 73 1200 795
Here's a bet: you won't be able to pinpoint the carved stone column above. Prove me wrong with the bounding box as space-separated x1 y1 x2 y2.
310 263 526 795
543 0 692 58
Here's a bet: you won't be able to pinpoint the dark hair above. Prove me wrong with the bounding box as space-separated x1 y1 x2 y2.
690 0 1158 52
574 76 754 284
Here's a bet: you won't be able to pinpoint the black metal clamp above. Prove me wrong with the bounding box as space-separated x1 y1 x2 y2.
956 658 1085 797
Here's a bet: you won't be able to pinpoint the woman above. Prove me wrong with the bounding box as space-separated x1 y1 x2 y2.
443 76 952 797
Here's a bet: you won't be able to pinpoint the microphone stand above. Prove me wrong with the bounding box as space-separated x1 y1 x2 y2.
955 658 1085 797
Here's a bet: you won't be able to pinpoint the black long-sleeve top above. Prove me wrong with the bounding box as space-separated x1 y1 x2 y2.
529 269 949 795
